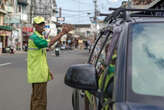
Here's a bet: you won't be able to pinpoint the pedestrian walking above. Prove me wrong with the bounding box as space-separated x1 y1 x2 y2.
78 39 83 50
27 16 73 110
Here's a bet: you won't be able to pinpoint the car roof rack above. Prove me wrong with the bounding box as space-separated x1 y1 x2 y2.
100 8 164 23
109 8 164 12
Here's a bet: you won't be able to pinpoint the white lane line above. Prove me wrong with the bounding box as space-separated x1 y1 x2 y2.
0 62 12 67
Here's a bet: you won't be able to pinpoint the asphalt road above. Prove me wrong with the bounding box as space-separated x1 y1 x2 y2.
0 49 88 110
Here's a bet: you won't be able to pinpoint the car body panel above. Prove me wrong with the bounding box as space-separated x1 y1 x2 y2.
115 102 164 110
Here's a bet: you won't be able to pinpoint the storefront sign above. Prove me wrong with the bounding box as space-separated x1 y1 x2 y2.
0 30 11 36
22 27 33 32
57 17 65 22
21 14 28 22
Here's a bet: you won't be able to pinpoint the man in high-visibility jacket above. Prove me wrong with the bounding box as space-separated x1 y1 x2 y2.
98 54 117 110
28 16 73 110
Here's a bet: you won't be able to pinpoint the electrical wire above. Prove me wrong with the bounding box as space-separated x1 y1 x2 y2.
63 13 89 16
56 0 94 24
71 0 92 5
67 17 90 22
62 11 93 16
65 15 89 18
61 8 93 12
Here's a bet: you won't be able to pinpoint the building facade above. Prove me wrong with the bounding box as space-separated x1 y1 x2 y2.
0 0 13 53
131 0 162 9
0 0 57 53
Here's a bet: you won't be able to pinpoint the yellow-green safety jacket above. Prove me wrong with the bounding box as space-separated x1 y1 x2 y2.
99 64 115 110
27 31 51 83
85 64 115 110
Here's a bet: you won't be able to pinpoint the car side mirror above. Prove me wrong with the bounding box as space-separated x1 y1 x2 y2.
64 64 98 91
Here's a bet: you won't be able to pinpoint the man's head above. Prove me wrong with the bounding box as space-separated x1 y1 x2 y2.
33 16 45 34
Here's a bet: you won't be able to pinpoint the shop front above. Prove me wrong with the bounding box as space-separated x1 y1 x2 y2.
0 26 12 53
22 26 33 51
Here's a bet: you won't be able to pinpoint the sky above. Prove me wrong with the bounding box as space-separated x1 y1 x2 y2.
56 0 127 24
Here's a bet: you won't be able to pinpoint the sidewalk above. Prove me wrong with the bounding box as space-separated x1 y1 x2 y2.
0 51 26 56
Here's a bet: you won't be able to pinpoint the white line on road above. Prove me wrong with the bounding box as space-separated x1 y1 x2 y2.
0 62 12 67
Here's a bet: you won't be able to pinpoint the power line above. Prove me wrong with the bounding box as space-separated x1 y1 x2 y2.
65 15 89 18
61 8 93 12
68 18 91 24
62 11 93 15
106 0 110 4
67 17 90 22
71 0 92 5
63 13 89 16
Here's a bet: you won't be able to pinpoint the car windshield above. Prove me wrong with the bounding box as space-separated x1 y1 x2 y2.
131 23 164 97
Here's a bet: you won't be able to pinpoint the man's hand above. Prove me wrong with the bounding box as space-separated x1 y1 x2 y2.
48 24 74 48
62 24 74 34
49 71 54 80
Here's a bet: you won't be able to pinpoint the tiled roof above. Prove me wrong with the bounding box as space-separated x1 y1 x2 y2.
132 0 155 5
131 0 161 9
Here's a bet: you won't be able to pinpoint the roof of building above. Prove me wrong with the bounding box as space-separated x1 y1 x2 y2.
131 0 161 9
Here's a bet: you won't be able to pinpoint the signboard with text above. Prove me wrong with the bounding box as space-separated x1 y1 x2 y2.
57 17 65 22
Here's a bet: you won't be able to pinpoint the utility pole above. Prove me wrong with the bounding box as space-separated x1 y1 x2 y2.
30 0 33 24
59 7 62 17
93 0 97 24
92 0 98 34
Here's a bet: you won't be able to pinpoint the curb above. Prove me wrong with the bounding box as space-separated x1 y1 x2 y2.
0 51 26 56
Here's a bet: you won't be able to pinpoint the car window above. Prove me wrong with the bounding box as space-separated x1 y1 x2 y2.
90 34 107 65
131 23 164 97
96 40 111 75
96 34 118 98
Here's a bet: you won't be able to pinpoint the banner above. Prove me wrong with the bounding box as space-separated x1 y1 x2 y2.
0 30 11 36
22 27 33 32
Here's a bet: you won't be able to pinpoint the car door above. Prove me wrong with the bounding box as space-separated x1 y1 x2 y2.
71 30 112 110
96 25 122 110
85 26 122 110
83 29 113 110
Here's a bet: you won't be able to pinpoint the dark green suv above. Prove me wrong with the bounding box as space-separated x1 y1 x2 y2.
64 8 164 110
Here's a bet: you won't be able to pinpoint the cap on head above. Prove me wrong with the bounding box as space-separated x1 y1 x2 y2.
33 16 45 24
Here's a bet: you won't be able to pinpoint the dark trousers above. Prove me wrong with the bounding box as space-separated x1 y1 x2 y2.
31 82 47 110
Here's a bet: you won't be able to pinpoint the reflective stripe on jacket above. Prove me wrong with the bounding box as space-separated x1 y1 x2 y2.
27 31 51 83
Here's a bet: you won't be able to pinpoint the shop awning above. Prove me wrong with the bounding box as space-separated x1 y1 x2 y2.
17 0 28 6
0 26 12 31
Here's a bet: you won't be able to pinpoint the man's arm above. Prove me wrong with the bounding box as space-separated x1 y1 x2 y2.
48 24 73 48
30 35 48 49
48 32 65 48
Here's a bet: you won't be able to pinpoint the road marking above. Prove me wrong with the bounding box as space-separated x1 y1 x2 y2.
0 62 12 67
